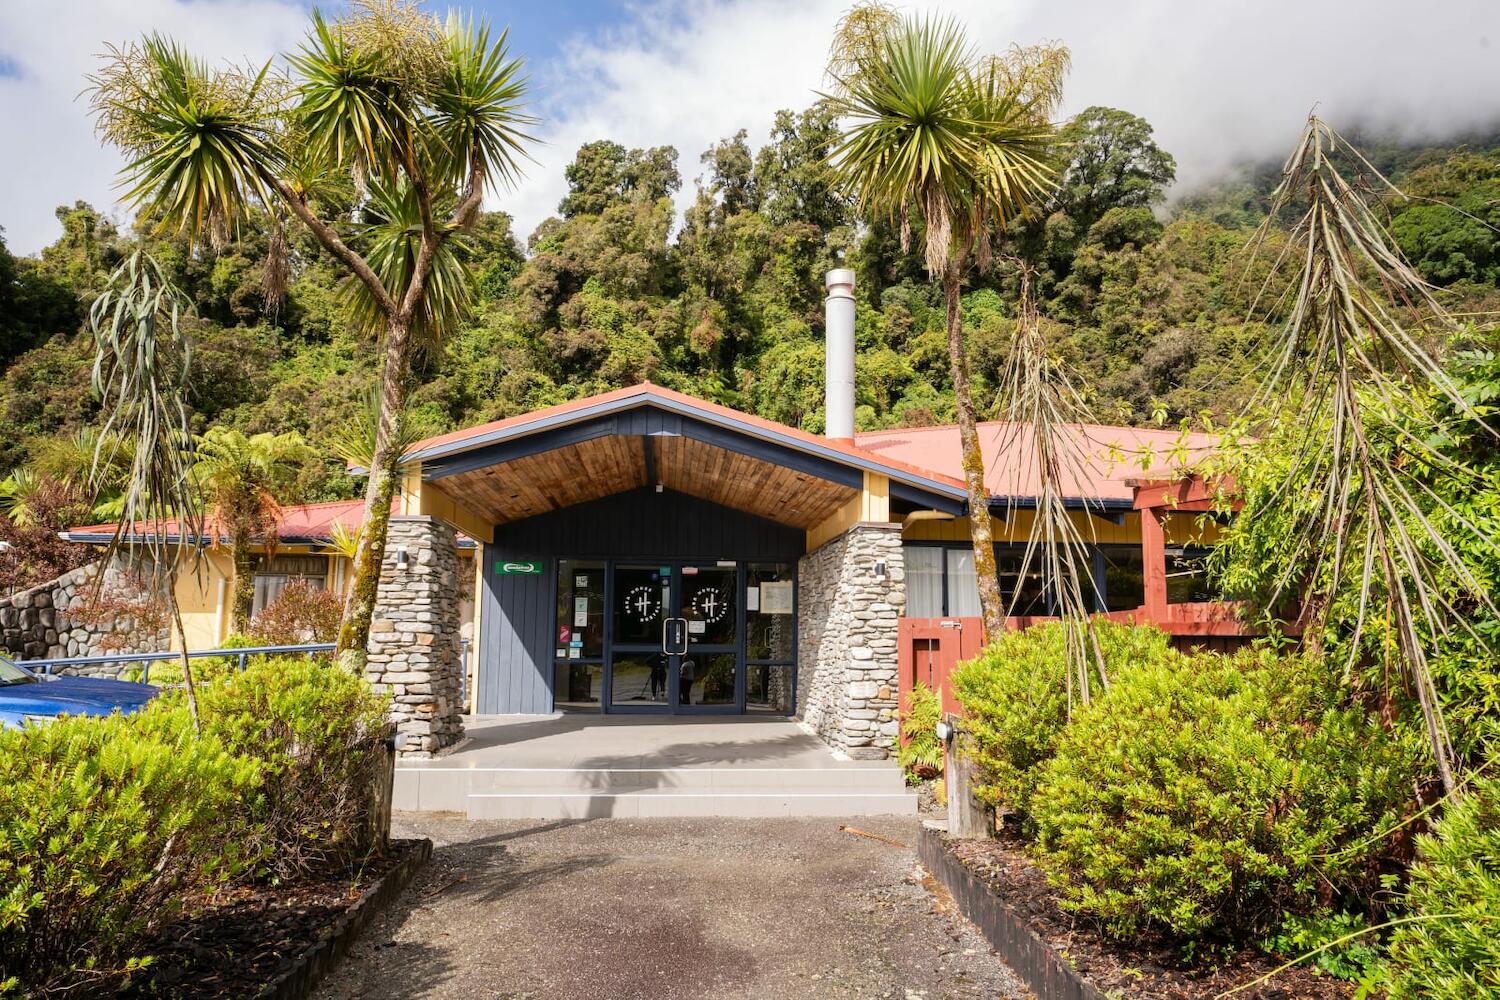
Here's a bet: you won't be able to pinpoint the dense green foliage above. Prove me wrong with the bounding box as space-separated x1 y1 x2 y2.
1029 646 1425 944
896 682 943 783
3 113 1494 534
951 620 1171 818
190 658 390 881
0 660 388 994
1386 773 1500 998
0 708 257 995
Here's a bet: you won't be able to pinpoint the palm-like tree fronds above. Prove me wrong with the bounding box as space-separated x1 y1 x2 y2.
343 176 473 344
89 36 284 246
0 470 46 529
1232 116 1500 793
431 16 537 195
88 250 205 723
993 265 1108 706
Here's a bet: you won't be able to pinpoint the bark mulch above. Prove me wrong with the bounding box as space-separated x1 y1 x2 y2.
118 839 426 999
947 831 1356 1000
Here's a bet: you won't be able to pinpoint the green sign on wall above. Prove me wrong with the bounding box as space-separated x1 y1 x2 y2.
495 560 543 575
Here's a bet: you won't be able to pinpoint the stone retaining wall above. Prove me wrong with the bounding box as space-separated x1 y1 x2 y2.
366 517 465 757
796 522 905 759
0 561 169 672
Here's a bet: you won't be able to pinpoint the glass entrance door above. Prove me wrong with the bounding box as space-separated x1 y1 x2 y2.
607 562 742 713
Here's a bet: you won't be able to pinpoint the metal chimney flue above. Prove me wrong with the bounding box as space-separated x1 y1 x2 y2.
824 268 856 440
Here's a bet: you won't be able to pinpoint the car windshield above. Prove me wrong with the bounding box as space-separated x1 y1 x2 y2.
0 656 38 686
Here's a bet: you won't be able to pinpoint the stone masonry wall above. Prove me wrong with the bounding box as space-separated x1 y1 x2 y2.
0 561 170 674
796 522 905 759
366 516 465 757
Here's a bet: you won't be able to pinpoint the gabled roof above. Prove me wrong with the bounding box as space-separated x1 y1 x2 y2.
403 382 971 502
406 382 1217 510
65 500 477 549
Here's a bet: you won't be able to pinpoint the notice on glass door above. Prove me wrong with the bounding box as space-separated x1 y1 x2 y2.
746 586 759 611
760 581 793 614
573 596 589 628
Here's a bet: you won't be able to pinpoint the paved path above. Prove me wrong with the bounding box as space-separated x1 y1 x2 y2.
315 812 1030 1000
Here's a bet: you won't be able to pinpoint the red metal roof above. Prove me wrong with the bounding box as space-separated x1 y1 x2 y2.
64 499 438 545
853 421 1220 503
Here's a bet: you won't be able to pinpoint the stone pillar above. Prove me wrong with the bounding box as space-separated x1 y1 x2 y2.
366 516 464 757
796 522 905 759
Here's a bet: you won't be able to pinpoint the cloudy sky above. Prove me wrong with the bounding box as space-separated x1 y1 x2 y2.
1 0 1497 255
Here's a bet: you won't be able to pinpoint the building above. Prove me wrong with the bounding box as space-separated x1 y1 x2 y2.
58 500 478 651
55 271 1234 761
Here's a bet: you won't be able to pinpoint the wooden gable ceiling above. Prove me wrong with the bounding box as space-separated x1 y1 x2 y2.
436 433 858 530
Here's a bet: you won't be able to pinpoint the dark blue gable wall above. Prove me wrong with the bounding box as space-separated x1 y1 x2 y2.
476 487 805 713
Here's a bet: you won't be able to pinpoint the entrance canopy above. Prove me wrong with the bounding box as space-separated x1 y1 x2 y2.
402 383 968 537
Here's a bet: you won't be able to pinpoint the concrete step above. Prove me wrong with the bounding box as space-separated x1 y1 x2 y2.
464 766 909 793
464 789 921 819
395 765 915 815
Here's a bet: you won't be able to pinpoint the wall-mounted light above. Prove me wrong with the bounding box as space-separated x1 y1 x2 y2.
873 558 887 581
396 546 409 568
655 484 664 493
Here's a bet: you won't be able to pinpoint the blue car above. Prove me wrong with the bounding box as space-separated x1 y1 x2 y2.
0 654 157 729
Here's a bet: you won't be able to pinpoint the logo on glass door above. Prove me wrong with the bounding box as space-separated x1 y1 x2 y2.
690 585 730 624
625 584 662 623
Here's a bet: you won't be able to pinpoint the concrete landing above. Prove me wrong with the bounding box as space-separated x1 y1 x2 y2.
394 714 917 818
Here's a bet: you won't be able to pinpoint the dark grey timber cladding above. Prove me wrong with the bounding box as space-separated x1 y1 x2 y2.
478 487 805 713
478 550 555 714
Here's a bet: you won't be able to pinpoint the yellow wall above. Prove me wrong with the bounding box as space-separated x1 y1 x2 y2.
153 542 473 651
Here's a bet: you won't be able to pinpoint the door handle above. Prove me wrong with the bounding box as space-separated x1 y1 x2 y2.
662 618 688 655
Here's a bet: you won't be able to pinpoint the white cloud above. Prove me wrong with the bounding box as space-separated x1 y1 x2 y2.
0 0 305 255
495 0 1500 242
3 0 1497 255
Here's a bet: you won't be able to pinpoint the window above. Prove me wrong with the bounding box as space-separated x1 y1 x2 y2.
746 563 795 714
250 554 328 617
995 546 1050 616
1099 545 1145 612
555 560 604 712
945 548 982 617
906 546 944 618
1165 547 1215 603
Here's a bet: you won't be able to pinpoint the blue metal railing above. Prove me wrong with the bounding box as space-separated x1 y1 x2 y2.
19 639 469 686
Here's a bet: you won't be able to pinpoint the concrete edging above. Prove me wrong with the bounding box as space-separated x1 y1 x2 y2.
256 838 433 1000
918 825 1104 1000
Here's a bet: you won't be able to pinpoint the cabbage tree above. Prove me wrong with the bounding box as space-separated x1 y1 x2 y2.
87 0 535 665
825 5 1067 637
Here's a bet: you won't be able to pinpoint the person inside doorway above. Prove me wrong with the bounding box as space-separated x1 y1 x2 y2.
649 653 666 700
679 657 696 706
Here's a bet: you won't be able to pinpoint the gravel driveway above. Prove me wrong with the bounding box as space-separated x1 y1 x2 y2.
315 812 1030 1000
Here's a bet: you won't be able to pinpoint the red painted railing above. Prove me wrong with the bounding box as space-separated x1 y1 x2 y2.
895 603 1260 727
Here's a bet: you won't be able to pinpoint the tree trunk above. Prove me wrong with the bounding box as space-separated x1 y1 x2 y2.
942 261 1005 639
230 534 255 635
336 320 412 668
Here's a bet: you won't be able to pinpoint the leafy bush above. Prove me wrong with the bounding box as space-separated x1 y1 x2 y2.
249 579 344 646
1385 774 1500 998
1262 911 1382 982
1030 646 1425 944
897 682 943 783
191 658 390 881
952 621 1173 817
0 708 257 995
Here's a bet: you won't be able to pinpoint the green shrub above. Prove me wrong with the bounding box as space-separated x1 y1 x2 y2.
1030 646 1425 944
897 683 943 783
1386 774 1500 998
191 658 390 881
1262 911 1382 982
0 708 257 995
952 621 1172 817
